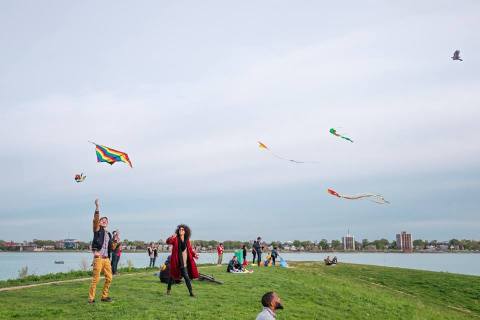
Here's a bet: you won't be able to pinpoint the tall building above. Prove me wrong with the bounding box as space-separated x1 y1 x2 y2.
396 231 413 252
342 233 355 251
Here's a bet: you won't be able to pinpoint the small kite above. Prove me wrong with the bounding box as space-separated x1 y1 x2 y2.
329 128 353 143
451 50 463 61
90 142 133 167
257 141 319 164
327 188 390 204
74 173 86 183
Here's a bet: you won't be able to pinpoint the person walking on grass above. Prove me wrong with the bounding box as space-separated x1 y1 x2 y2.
110 230 122 275
166 224 199 297
217 242 224 265
88 199 118 304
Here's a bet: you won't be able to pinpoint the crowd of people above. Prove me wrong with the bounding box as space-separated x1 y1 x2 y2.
217 236 283 270
87 198 286 318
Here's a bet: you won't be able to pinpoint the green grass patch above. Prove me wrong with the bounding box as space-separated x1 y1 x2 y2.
0 262 479 319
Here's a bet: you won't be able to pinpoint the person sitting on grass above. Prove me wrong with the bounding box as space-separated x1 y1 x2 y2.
264 253 272 267
159 255 171 283
324 256 338 266
256 291 284 320
227 256 243 273
159 255 182 284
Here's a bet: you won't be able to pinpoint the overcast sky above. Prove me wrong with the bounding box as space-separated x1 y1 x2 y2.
1 1 479 243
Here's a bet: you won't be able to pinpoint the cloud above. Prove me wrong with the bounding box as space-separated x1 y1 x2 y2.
1 1 480 241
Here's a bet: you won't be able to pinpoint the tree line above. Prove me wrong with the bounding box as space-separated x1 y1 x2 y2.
1 238 480 251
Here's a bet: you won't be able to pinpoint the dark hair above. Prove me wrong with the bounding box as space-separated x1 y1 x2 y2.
257 237 261 241
175 224 191 240
261 291 276 307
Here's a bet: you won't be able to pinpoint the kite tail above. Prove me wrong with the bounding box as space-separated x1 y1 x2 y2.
342 194 375 200
271 152 289 161
369 195 390 204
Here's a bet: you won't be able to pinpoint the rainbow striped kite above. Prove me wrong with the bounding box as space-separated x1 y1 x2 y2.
90 142 132 168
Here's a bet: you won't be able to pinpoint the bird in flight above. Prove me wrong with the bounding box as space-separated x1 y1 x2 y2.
451 50 463 61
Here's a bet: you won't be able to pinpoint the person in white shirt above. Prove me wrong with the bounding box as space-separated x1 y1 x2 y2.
256 291 284 320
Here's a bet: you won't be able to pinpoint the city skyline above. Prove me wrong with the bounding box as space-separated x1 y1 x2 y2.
1 230 474 244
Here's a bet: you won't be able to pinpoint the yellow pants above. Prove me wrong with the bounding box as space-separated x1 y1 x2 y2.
88 257 112 301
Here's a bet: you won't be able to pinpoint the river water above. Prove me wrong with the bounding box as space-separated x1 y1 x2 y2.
1 251 479 280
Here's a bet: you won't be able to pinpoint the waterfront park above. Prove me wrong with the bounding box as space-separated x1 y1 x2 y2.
1 262 479 319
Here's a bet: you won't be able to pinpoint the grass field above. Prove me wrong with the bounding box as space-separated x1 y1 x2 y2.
0 262 479 319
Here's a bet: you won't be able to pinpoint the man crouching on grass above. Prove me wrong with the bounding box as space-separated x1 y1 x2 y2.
88 199 117 304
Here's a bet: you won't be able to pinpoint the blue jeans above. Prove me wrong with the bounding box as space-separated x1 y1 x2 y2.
257 253 262 266
111 254 120 274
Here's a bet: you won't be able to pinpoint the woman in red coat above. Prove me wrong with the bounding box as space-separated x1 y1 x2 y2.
166 224 199 297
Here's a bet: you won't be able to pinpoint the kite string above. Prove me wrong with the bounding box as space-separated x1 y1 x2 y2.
259 141 322 164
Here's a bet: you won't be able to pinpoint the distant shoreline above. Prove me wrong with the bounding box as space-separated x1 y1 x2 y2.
1 250 479 254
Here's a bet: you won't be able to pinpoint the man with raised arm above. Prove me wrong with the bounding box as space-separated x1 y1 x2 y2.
88 199 116 303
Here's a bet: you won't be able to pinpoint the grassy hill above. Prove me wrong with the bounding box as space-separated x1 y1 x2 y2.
0 262 479 319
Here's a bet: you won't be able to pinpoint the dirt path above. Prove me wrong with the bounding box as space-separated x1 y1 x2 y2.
0 272 147 292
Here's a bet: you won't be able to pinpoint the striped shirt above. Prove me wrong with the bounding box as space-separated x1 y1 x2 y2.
99 230 109 257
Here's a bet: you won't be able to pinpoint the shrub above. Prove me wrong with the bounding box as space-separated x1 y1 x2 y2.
18 266 28 279
80 257 90 271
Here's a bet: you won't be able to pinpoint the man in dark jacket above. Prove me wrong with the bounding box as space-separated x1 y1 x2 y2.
271 247 278 266
226 256 242 273
253 237 262 267
88 199 116 303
